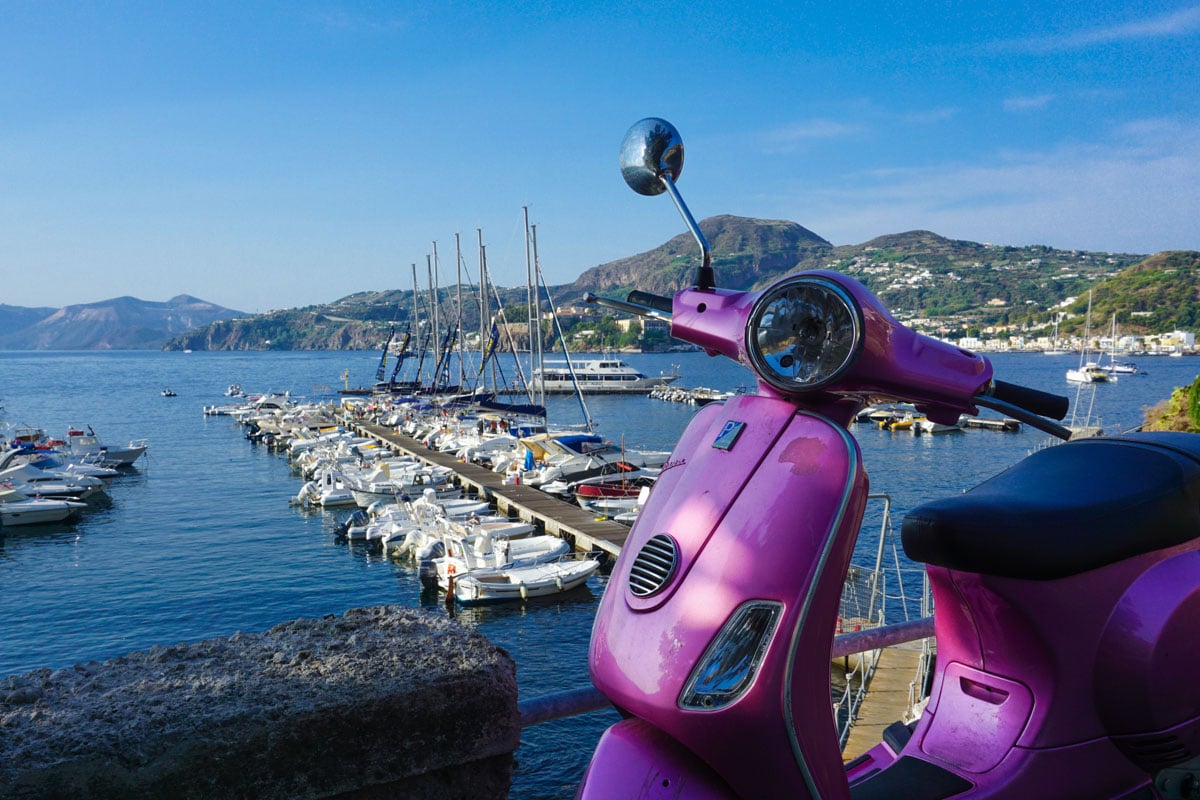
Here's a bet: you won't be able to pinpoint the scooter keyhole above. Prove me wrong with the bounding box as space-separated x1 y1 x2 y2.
697 303 707 313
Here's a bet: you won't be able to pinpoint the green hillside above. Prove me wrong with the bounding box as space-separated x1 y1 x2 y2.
162 216 1197 351
1053 251 1200 335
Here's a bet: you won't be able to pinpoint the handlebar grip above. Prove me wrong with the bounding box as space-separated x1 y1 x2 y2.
989 380 1069 421
626 291 673 315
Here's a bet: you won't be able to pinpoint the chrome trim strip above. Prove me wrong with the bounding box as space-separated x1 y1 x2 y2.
780 413 862 796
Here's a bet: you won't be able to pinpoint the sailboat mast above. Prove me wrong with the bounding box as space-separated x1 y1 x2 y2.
455 232 464 389
531 223 545 410
430 245 440 389
524 206 534 362
478 229 492 390
536 240 593 433
411 263 424 386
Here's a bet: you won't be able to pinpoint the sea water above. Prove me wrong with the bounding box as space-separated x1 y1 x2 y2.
0 349 1195 798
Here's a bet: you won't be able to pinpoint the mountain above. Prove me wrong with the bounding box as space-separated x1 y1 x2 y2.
566 215 832 299
0 304 56 338
1054 250 1200 334
167 216 1168 350
166 306 397 352
0 295 247 350
558 220 1149 332
15 216 1188 351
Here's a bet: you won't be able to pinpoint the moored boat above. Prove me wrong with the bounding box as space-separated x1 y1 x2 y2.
1066 363 1114 384
64 427 148 467
0 486 88 526
450 556 600 605
528 357 679 394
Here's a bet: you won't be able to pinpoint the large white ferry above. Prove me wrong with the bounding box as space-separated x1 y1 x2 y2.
530 357 679 394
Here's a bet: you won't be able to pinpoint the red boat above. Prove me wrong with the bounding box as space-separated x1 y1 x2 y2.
572 474 656 500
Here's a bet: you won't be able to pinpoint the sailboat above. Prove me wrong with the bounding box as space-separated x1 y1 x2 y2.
1100 314 1141 375
1043 313 1069 355
1066 291 1114 384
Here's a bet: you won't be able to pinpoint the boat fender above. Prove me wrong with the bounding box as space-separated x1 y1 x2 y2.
556 577 564 591
445 572 455 609
519 582 527 600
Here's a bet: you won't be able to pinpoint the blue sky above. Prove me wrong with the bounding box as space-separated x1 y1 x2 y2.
3 2 1198 313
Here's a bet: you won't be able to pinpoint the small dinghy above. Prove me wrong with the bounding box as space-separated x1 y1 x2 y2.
450 556 600 605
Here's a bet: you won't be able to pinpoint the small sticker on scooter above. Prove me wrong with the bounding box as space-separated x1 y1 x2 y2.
713 420 745 451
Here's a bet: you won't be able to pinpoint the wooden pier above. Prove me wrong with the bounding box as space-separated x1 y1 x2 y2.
349 422 630 559
841 641 925 760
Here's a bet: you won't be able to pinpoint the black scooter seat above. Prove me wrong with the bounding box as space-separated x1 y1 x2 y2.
901 432 1200 580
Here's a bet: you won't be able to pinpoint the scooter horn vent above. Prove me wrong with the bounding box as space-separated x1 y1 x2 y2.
628 533 678 597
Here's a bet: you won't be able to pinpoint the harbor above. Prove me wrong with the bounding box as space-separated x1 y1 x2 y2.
2 348 1194 796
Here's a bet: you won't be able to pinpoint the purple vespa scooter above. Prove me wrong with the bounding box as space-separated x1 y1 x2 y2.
577 118 1200 799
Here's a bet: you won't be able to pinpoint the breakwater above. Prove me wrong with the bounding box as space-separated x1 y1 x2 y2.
1 607 518 799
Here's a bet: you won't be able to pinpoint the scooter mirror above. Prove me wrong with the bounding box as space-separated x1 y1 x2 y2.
618 118 715 290
619 118 684 196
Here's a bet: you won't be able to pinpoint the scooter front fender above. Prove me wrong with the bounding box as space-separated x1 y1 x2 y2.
577 718 738 800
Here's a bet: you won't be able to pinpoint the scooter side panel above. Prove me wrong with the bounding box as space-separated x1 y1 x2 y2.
576 718 738 800
589 396 866 800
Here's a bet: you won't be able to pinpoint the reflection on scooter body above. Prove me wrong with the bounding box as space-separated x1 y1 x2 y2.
578 118 1200 799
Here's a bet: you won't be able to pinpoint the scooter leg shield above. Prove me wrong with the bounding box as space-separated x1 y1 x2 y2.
577 718 738 800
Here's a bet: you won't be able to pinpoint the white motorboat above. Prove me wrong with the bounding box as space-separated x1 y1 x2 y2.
64 427 148 467
0 486 87 526
291 469 357 507
450 556 601 605
529 357 679 394
0 448 119 481
0 463 104 499
431 526 563 588
344 462 458 507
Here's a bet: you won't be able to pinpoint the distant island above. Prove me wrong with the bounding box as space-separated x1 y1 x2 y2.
0 295 246 351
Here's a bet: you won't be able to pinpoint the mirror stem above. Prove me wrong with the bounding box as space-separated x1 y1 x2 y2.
659 173 714 291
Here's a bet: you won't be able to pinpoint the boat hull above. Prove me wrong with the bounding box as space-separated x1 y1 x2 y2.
453 558 600 605
0 499 87 526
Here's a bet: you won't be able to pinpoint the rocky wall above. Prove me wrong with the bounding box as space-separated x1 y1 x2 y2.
0 606 519 799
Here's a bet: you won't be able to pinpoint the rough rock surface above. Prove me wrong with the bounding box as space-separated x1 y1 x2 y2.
0 605 519 799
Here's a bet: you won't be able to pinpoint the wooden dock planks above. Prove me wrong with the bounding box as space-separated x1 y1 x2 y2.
841 641 925 761
350 422 629 558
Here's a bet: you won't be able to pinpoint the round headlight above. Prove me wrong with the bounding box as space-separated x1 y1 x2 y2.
746 275 862 392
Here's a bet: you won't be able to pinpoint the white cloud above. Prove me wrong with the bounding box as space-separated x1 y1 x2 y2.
793 119 1200 254
903 107 959 125
1018 6 1200 51
303 9 409 33
761 119 865 151
1003 94 1056 112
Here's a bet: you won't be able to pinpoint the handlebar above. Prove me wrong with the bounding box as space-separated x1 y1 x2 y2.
626 291 673 315
584 292 672 322
987 380 1069 421
975 380 1072 441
